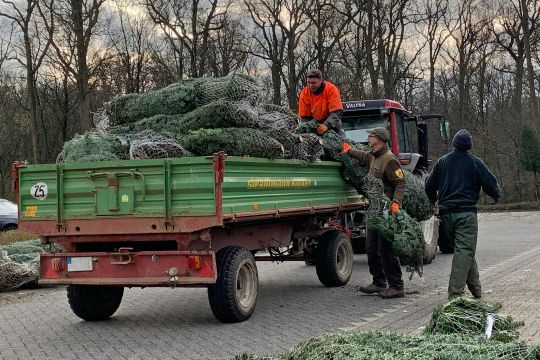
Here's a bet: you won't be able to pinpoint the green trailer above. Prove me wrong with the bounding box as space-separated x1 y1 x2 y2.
13 153 366 323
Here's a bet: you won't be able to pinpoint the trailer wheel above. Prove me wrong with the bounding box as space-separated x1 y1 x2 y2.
316 230 353 287
208 246 258 323
67 285 124 321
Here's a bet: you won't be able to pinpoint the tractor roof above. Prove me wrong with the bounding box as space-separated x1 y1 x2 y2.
342 99 408 113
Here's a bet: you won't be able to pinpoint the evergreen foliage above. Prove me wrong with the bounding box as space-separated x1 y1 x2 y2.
235 332 538 360
105 80 200 126
104 74 263 127
179 128 285 159
425 297 525 342
235 299 535 360
519 125 540 173
57 132 128 163
0 239 63 291
519 125 540 200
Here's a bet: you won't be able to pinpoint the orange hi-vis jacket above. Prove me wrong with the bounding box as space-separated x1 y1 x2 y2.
298 81 343 122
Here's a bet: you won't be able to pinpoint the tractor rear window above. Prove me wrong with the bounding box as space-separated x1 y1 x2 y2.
342 113 389 144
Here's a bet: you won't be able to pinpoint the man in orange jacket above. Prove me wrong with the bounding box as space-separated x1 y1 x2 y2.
298 69 344 135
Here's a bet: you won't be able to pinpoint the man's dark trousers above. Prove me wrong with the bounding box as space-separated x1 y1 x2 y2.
441 212 481 299
366 228 404 290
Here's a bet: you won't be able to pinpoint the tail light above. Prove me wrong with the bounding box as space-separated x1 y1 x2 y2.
187 256 202 270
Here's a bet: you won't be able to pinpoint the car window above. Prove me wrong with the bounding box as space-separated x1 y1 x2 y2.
0 199 17 214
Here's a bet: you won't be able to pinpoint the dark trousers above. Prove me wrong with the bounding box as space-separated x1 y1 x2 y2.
366 227 404 290
441 212 481 299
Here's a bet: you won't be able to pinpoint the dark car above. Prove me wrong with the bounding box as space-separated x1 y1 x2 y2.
0 198 18 231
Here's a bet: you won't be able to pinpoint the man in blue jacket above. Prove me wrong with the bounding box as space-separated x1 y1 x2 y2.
425 129 501 300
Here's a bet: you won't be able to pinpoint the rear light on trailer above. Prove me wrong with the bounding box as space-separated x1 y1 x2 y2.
188 256 202 270
399 159 410 165
53 258 65 272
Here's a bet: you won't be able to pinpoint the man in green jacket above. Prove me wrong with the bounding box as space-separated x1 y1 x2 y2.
341 127 406 299
425 129 501 300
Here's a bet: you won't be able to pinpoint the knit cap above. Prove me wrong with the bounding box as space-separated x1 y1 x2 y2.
452 129 473 151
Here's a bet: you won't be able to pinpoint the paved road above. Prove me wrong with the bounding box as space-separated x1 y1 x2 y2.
1 211 539 360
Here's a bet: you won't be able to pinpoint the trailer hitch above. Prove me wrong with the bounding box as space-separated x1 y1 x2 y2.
109 247 134 265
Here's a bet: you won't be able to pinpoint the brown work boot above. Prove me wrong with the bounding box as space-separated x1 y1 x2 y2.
380 287 405 299
358 283 387 294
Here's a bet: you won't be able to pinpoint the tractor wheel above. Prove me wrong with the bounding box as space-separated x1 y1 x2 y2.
67 285 124 321
315 230 353 287
208 246 258 323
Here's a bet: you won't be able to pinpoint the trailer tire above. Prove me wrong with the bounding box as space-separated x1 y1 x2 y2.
315 230 353 287
208 246 258 323
67 285 124 321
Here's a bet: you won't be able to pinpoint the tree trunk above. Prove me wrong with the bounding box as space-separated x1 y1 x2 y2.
271 64 282 106
79 80 92 131
534 170 539 202
25 72 40 164
429 60 435 112
24 32 40 164
521 0 538 121
286 37 299 111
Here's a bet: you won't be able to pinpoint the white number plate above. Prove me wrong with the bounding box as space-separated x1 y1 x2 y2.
67 257 93 272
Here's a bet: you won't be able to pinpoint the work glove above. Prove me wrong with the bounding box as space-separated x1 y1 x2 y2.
316 124 328 135
390 201 399 214
339 142 352 155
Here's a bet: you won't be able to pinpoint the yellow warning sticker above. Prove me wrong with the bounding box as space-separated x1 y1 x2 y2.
394 168 404 179
24 205 37 217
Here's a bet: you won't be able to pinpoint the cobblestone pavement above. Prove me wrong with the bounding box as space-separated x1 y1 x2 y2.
0 211 539 359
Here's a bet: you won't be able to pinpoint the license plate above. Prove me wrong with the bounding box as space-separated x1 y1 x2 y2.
67 257 93 272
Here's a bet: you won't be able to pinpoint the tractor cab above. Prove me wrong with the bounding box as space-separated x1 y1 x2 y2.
341 99 448 173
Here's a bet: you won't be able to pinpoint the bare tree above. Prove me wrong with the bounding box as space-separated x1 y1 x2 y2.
0 75 32 196
41 0 109 132
244 0 287 105
280 0 313 110
0 0 53 163
333 8 369 99
359 0 423 99
379 0 423 98
305 0 358 73
0 25 13 70
443 0 492 127
108 1 153 93
416 0 451 111
145 0 231 78
519 0 540 121
207 15 250 77
494 0 540 122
